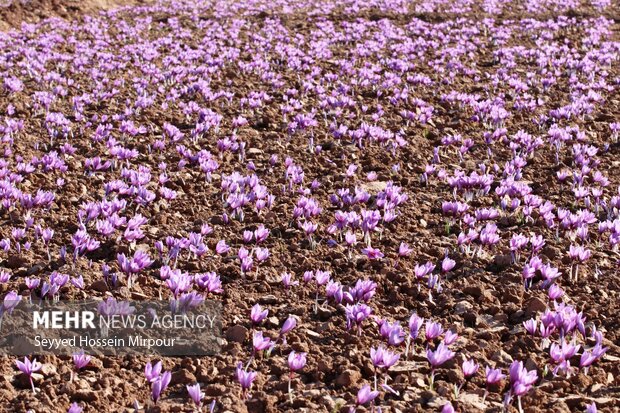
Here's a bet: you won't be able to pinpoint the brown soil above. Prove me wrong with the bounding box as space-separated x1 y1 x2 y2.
0 0 619 412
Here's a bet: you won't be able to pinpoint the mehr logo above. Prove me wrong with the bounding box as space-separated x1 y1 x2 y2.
33 311 97 329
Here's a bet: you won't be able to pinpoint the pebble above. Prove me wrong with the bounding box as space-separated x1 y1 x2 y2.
525 296 547 315
73 389 99 402
206 383 227 396
225 325 248 343
454 300 473 314
171 369 196 385
335 369 361 387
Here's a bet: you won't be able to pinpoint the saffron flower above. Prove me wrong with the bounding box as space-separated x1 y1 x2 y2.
288 351 307 372
16 357 42 394
250 303 268 325
356 384 379 406
425 320 444 342
145 361 163 383
427 342 455 368
253 331 272 353
68 403 82 413
187 383 205 408
462 359 479 378
427 342 455 390
151 371 171 403
236 362 257 398
72 351 91 380
362 247 384 260
287 351 307 402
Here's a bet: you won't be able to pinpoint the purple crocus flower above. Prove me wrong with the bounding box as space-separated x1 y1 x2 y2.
462 359 479 378
345 303 372 334
486 366 505 384
370 345 400 370
250 304 268 325
303 271 314 283
2 291 21 315
425 320 444 342
579 343 607 371
362 247 384 260
409 313 424 339
16 357 42 393
0 270 10 283
68 403 82 413
326 280 344 303
444 330 458 345
25 277 40 290
345 232 357 246
356 384 379 406
216 240 230 255
381 321 405 346
427 342 455 368
243 230 254 243
398 242 412 257
523 318 537 336
187 383 205 407
151 371 171 403
441 257 456 273
548 284 563 300
288 351 307 372
314 270 331 286
280 316 297 336
73 351 91 371
255 247 269 262
254 225 269 243
509 360 538 397
236 362 257 397
442 403 455 413
145 361 163 383
195 272 223 294
281 272 298 289
71 275 84 289
253 331 272 352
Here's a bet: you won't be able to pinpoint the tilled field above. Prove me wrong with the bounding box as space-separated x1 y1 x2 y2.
0 0 619 412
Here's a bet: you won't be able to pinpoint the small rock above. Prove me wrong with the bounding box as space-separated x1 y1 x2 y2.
594 397 614 407
171 369 196 385
463 285 484 298
336 369 361 387
459 392 487 412
116 286 131 299
454 301 473 314
73 389 99 402
5 255 26 269
27 264 45 276
525 297 547 315
40 364 57 377
317 322 331 333
317 306 332 319
317 360 331 373
206 383 227 396
360 181 388 193
491 350 513 365
258 295 277 305
90 280 108 292
305 329 321 339
247 148 263 155
225 325 248 343
493 254 512 268
591 383 604 393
